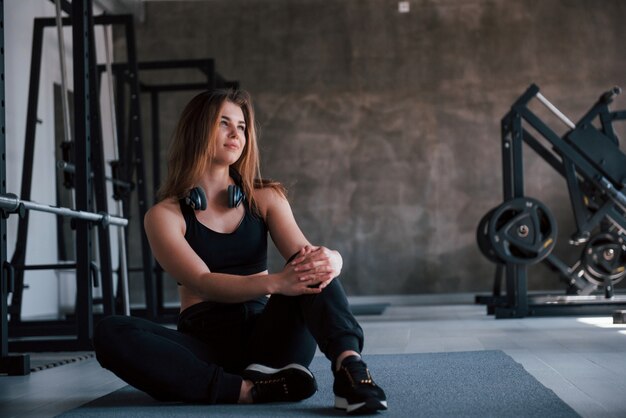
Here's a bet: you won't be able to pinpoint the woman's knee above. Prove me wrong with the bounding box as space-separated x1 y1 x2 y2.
94 314 122 337
93 315 136 352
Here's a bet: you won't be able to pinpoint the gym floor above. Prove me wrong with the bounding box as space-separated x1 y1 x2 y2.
2 295 626 418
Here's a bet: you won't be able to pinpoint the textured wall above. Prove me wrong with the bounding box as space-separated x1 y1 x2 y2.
125 0 626 298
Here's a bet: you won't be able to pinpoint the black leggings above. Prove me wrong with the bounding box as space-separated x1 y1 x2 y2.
93 279 363 404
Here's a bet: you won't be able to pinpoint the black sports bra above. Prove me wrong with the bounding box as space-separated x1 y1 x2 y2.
179 201 268 275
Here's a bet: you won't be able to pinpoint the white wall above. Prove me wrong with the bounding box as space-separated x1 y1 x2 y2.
5 1 119 319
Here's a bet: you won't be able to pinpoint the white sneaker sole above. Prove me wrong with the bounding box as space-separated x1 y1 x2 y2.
335 396 388 414
245 363 314 378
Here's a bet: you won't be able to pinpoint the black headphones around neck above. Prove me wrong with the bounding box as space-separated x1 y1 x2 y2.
185 169 245 211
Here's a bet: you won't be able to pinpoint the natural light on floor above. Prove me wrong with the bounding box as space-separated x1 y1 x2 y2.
576 317 626 333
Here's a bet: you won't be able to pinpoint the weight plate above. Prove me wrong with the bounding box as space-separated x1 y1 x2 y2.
476 208 502 263
582 232 626 286
487 197 557 265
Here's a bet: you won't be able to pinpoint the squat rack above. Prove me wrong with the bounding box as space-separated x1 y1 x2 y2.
6 11 146 340
0 1 132 374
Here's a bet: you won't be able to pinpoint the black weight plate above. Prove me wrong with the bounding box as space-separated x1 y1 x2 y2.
488 197 557 265
582 232 626 286
476 208 502 263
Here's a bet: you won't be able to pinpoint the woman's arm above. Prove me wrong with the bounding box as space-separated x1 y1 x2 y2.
258 188 343 289
144 200 321 303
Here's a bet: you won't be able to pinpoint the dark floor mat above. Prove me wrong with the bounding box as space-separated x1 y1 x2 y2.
57 350 580 417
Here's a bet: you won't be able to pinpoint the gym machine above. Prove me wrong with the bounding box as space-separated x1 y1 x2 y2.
1 0 111 374
7 11 129 335
8 9 145 327
115 58 237 321
90 58 237 322
0 1 136 376
476 84 626 318
0 0 26 375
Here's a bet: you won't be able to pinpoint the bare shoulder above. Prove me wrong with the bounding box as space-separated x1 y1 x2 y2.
144 198 184 232
254 186 289 219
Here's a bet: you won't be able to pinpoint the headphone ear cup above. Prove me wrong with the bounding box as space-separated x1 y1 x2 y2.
187 187 207 211
228 185 244 208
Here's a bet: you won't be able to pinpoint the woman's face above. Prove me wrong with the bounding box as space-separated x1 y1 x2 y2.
213 101 247 165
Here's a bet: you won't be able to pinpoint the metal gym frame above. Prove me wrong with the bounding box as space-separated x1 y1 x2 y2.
93 59 230 321
1 4 137 376
99 58 238 321
477 84 626 318
0 0 29 375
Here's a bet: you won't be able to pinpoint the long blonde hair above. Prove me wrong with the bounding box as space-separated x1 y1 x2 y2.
157 89 284 210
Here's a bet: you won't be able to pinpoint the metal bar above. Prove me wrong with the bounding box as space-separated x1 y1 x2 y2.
103 23 130 316
607 206 626 232
140 83 215 92
511 113 524 198
57 161 133 190
521 129 565 176
9 19 45 323
0 194 128 227
10 338 94 352
86 6 115 317
150 91 160 202
35 14 136 28
48 0 72 14
517 106 626 211
12 263 77 271
535 92 576 129
0 0 28 374
609 110 626 122
124 15 156 319
72 0 94 347
0 0 6 359
500 113 515 202
563 158 591 241
598 177 626 207
137 58 214 70
54 0 72 145
150 91 165 313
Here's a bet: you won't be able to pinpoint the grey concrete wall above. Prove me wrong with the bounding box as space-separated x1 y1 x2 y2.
124 0 626 298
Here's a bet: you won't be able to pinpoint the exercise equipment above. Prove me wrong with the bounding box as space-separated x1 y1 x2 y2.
581 232 626 287
486 197 557 265
2 0 86 374
103 21 131 316
476 84 626 318
1 3 142 376
0 193 127 226
0 0 25 376
98 58 237 321
476 209 501 263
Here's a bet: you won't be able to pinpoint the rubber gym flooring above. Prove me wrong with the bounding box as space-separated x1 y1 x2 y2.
2 295 626 418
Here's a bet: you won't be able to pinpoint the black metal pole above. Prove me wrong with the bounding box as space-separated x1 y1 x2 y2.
72 0 94 347
0 0 30 375
124 16 155 319
87 19 115 316
8 19 44 323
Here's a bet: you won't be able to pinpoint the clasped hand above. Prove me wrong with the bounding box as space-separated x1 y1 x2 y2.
277 245 342 296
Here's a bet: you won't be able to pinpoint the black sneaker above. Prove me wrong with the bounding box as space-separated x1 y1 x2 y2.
333 356 387 414
242 363 317 403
